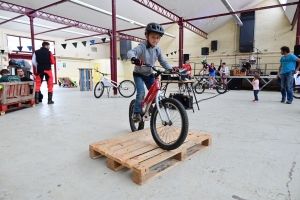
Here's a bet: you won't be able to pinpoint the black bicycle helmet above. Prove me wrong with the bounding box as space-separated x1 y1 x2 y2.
145 22 164 36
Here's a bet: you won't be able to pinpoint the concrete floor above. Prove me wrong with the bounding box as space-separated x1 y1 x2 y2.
0 84 299 200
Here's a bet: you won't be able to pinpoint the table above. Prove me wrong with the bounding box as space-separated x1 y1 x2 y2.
160 80 200 112
194 75 278 91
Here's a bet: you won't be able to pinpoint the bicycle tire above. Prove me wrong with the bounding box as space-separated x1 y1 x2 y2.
94 82 104 98
150 98 189 150
118 80 136 98
216 83 227 94
194 82 205 94
129 99 145 132
293 85 300 99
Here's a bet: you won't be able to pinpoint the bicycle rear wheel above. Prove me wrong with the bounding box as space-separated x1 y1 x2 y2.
194 82 205 94
118 80 136 98
293 85 300 99
129 99 145 132
94 82 104 98
216 83 227 94
150 98 189 150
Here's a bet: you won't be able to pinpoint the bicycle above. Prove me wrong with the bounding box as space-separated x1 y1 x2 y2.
129 64 189 150
94 68 136 98
193 73 227 94
293 73 300 99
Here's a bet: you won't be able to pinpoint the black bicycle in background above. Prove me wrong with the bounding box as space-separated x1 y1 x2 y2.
193 73 227 94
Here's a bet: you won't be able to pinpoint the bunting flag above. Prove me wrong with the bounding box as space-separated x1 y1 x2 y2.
17 46 23 51
166 54 168 57
15 51 19 54
82 41 87 47
61 44 67 49
90 40 95 45
170 52 173 55
72 42 78 48
0 50 4 54
174 51 177 54
27 46 32 51
101 38 106 43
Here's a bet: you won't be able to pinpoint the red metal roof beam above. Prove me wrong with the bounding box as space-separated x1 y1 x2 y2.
117 21 175 32
118 33 145 43
65 33 107 41
184 2 300 22
0 0 68 25
35 25 73 35
133 0 207 38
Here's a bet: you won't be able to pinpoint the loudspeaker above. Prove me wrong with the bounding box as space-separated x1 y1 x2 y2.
228 78 242 90
294 45 300 58
201 47 209 55
211 40 217 51
183 54 189 64
120 40 131 60
239 11 255 52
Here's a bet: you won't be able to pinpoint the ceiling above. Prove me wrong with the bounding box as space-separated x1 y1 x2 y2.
0 0 296 43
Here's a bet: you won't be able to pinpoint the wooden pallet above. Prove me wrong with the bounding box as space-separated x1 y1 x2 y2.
0 99 35 116
89 129 212 185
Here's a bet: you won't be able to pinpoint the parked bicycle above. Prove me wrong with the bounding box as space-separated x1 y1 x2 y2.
129 64 189 150
293 73 300 99
193 73 227 94
94 69 136 98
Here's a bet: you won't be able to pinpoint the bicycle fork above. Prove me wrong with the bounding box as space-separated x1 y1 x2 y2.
155 91 172 126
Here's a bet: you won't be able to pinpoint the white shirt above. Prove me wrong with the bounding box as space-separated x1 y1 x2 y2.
220 66 229 75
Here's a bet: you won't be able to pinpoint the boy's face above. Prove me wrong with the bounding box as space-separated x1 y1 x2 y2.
2 73 9 76
146 32 161 47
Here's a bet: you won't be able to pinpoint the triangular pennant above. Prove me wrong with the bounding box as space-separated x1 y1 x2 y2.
171 52 173 55
17 46 23 51
101 38 106 43
174 51 176 54
15 51 19 54
61 44 67 49
166 54 168 57
0 50 4 54
72 42 78 48
82 41 87 47
27 46 32 51
90 40 95 45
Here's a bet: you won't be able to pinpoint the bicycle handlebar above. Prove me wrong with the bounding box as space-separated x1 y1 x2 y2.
94 68 110 76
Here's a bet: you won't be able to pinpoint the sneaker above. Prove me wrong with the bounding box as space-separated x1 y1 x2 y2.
286 101 292 104
252 100 258 102
281 99 285 103
132 113 141 122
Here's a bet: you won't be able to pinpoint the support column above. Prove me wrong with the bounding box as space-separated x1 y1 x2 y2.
297 3 300 45
111 0 117 95
178 17 184 68
29 16 36 74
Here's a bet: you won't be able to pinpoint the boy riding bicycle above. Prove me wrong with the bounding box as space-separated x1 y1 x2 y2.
198 59 218 89
127 22 173 122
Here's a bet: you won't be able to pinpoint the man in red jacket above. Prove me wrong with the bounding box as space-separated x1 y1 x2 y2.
32 42 55 104
182 59 192 79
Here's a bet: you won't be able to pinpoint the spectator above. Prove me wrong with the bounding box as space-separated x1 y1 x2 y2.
183 60 192 79
277 46 300 104
32 41 55 104
17 67 43 102
0 69 21 82
219 62 229 85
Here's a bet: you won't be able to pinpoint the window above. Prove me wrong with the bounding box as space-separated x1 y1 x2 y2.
279 0 287 10
7 35 55 54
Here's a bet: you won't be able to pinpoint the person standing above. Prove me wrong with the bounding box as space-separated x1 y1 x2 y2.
32 42 55 104
219 62 229 85
252 74 260 102
182 60 192 79
277 46 300 104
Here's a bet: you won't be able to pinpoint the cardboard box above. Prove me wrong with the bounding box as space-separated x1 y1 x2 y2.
233 68 246 76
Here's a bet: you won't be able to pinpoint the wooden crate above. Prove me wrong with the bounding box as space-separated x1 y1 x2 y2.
233 68 246 76
0 82 35 116
89 129 212 185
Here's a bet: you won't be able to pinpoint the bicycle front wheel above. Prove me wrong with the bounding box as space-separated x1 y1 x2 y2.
293 85 300 99
194 82 205 94
94 82 104 98
129 99 145 132
216 83 227 94
118 80 136 98
150 98 189 150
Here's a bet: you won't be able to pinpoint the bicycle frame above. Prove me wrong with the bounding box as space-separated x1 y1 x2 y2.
100 76 118 88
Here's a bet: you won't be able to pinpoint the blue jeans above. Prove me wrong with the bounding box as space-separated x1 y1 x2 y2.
280 70 294 102
133 72 154 113
254 90 259 100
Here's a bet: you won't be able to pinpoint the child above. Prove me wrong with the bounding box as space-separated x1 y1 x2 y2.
0 69 21 82
198 59 218 89
127 22 173 122
252 74 260 102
